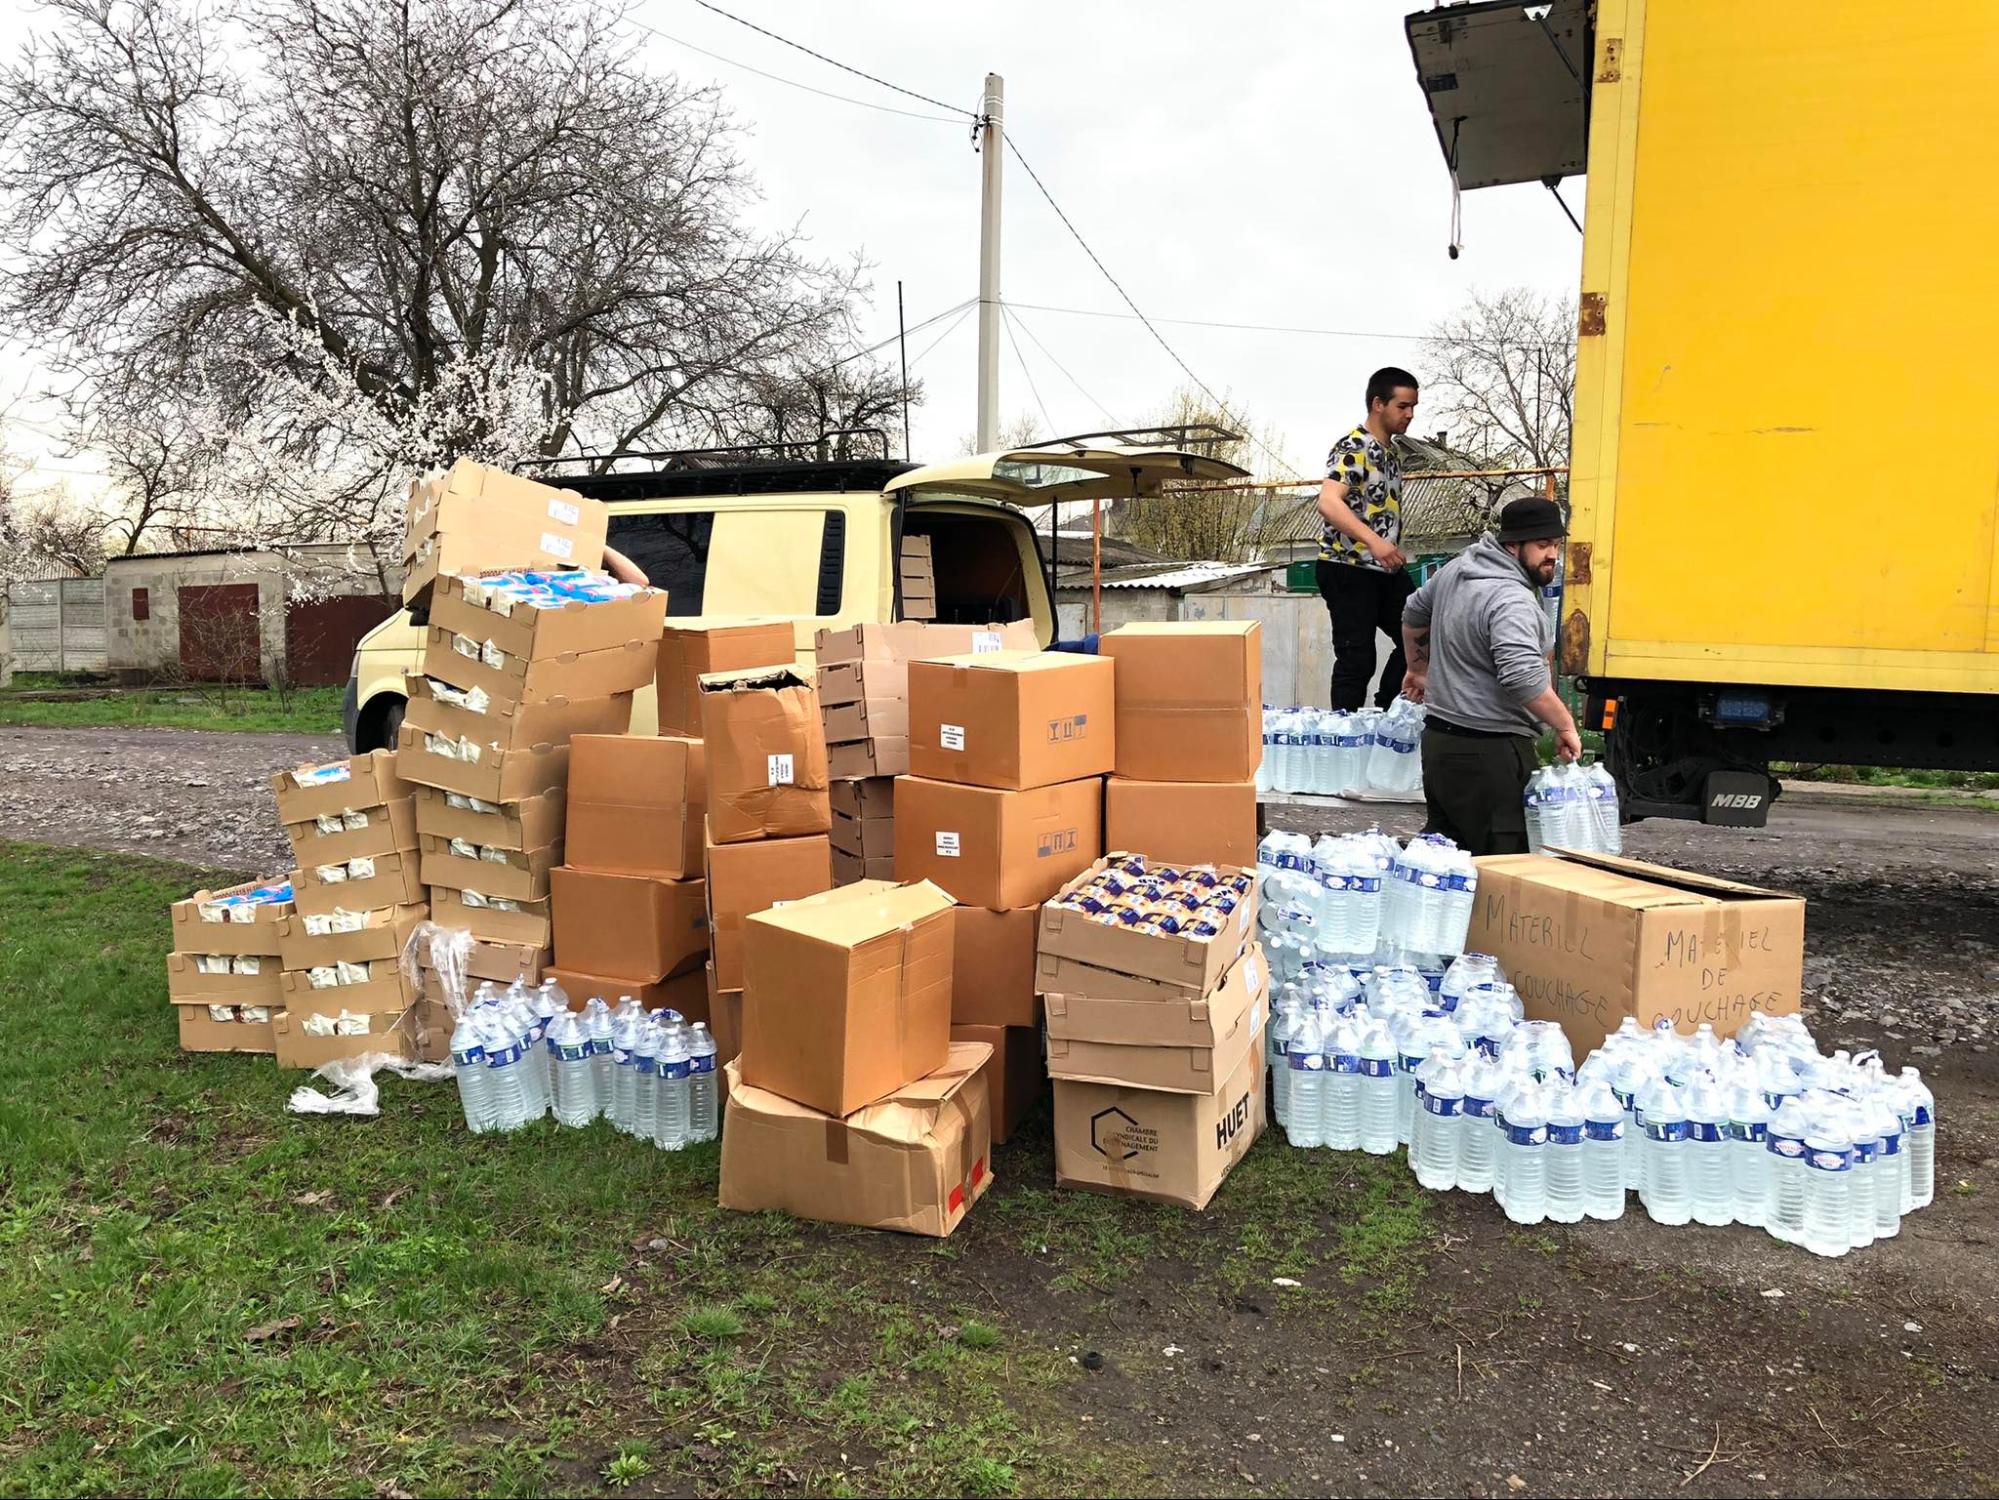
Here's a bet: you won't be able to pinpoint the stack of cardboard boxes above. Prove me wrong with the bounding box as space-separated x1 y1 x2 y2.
1099 621 1263 870
720 879 994 1237
895 648 1115 1141
1041 857 1268 1208
899 535 937 621
401 460 609 609
699 662 837 1078
546 733 709 1016
168 878 293 1055
268 751 426 1067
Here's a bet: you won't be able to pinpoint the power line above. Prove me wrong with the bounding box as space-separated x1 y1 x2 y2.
1002 137 1306 482
801 297 975 381
998 306 1055 438
690 0 977 120
1007 300 1568 348
1003 304 1118 427
637 20 964 123
905 302 976 372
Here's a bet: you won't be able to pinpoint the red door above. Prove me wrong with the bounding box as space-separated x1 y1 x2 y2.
284 595 396 686
177 584 262 682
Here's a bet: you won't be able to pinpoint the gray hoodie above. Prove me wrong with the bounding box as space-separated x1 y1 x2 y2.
1400 533 1553 737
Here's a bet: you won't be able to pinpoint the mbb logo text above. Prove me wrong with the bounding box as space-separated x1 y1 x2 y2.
1046 713 1089 743
1711 792 1765 809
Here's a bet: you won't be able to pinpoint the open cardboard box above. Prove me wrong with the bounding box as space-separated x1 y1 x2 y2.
419 835 560 902
421 624 659 709
698 665 831 844
169 878 294 958
273 1005 418 1070
276 904 427 971
403 671 633 752
1036 857 1258 993
165 952 284 1005
177 1004 277 1054
278 961 419 1016
411 785 565 852
271 751 410 825
1044 944 1267 1094
656 619 799 737
394 722 571 804
283 795 419 866
291 848 426 916
430 885 554 948
428 572 668 663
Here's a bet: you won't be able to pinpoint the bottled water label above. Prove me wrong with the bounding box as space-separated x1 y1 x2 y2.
1729 1121 1768 1143
1912 1103 1933 1127
1548 1122 1584 1146
1643 1119 1690 1142
590 1037 613 1056
1808 1148 1852 1172
1584 1118 1623 1142
1330 1055 1361 1074
485 1041 524 1067
1420 1094 1462 1117
661 1059 692 1080
1689 1122 1726 1143
1503 1123 1548 1147
1878 1133 1902 1156
452 1045 485 1067
1769 1135 1807 1160
1289 1054 1326 1072
689 1054 716 1075
550 1040 590 1062
1464 1097 1495 1120
1384 738 1418 756
1358 1057 1393 1078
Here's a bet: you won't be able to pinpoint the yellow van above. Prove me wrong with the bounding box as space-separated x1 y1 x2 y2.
341 438 1246 751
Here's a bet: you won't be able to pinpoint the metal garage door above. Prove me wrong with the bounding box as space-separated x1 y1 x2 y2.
177 583 262 682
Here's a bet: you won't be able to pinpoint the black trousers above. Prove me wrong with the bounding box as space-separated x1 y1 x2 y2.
1420 727 1538 857
1317 559 1414 710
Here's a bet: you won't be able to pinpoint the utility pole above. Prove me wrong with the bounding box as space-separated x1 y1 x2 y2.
975 72 1004 452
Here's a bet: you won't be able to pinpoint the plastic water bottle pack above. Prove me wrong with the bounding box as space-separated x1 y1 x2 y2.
1257 698 1426 798
1525 760 1622 856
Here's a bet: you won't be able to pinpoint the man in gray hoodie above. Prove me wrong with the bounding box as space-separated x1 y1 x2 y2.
1399 497 1582 855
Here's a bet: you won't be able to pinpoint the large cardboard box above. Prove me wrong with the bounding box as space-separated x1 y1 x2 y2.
165 952 283 1005
704 829 835 989
656 620 798 737
177 1003 277 1054
1101 621 1262 782
564 734 704 878
1045 943 1267 1049
740 880 956 1117
430 885 553 948
1044 944 1268 1093
827 736 908 780
813 619 1037 666
699 666 831 844
401 459 609 605
403 672 633 753
718 1043 993 1237
284 795 419 866
1465 851 1806 1058
550 868 708 982
278 961 419 1017
422 624 659 709
547 964 706 1020
893 775 1101 908
395 723 571 804
169 878 294 957
419 835 560 902
271 751 409 824
273 1005 419 1070
291 849 427 917
1104 777 1259 870
1036 857 1258 993
951 904 1042 1027
707 962 743 1070
831 777 896 819
412 785 565 853
276 903 427 972
428 572 668 664
908 651 1115 790
950 1023 1044 1143
1053 1038 1265 1209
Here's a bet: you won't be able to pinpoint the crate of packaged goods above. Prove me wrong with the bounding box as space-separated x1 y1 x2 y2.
828 806 893 863
169 877 295 958
411 785 565 854
1044 941 1269 1094
719 1041 992 1237
291 849 426 916
698 666 831 844
656 619 798 737
430 885 553 948
167 950 284 1007
395 722 570 804
403 671 634 754
831 777 896 820
564 734 704 880
832 848 897 885
1036 854 1258 997
278 958 419 1017
899 535 937 620
276 904 427 973
704 831 834 990
271 751 411 826
283 793 418 868
1099 620 1263 782
822 694 908 748
402 460 610 607
907 650 1115 790
169 876 292 1052
428 569 666 667
274 1006 420 1070
420 624 657 711
179 1003 278 1054
420 835 561 902
814 620 1039 700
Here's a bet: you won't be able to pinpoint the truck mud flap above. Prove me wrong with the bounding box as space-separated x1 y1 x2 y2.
1702 770 1777 827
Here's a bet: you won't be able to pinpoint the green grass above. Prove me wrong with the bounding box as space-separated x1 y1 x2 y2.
1774 761 1999 792
0 682 344 734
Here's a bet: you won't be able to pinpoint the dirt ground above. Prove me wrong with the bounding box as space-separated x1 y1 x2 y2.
16 724 1999 1495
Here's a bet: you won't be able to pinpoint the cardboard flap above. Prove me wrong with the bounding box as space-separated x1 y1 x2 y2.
1530 848 1799 901
1475 851 1792 909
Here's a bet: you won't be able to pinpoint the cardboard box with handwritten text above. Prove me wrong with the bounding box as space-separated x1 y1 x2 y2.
1465 851 1804 1059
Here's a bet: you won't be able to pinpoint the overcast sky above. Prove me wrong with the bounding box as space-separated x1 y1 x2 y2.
2 0 1583 495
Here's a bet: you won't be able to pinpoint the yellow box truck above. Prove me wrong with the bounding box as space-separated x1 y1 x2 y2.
1408 0 1999 824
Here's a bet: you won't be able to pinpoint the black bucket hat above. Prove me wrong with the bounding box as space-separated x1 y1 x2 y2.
1494 496 1568 543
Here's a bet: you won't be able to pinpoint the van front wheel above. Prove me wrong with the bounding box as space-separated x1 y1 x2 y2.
358 695 406 753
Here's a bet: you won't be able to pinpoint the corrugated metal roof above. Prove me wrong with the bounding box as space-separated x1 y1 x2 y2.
1056 560 1273 591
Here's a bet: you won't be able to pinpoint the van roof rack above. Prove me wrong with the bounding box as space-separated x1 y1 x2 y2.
519 428 894 475
1036 424 1241 451
515 429 911 502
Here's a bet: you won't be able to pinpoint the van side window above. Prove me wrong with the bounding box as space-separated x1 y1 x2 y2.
607 511 716 616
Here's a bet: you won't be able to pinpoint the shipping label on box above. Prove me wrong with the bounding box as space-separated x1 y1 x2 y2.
563 734 704 879
813 619 1037 665
698 666 831 844
1466 851 1805 1058
403 671 633 755
551 867 708 984
893 775 1102 909
422 624 659 709
169 877 295 957
284 794 419 867
430 885 554 948
1044 947 1266 1094
273 1005 418 1070
276 903 427 972
1036 856 1257 991
271 751 410 825
1101 620 1262 782
412 785 565 852
395 722 571 805
704 829 834 989
719 1043 993 1238
908 651 1116 790
290 848 427 917
419 835 561 902
656 619 798 737
1053 1038 1265 1210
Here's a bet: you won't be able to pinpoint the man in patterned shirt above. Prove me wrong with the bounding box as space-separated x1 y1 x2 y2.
1315 366 1419 709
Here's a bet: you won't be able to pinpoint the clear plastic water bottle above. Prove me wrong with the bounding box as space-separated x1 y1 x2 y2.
1764 1096 1811 1245
1636 1076 1691 1226
449 1011 493 1133
1800 1108 1854 1258
1323 1014 1363 1151
688 1022 719 1142
1268 996 1301 1128
1523 767 1552 856
632 1017 662 1144
1726 1083 1774 1227
584 997 615 1117
1414 1056 1465 1191
1500 1083 1549 1225
1390 1008 1429 1149
1609 1051 1657 1193
1900 1067 1935 1210
1578 1077 1627 1220
1440 953 1500 1015
546 1010 595 1128
1842 1099 1878 1253
656 1021 691 1151
504 992 547 1120
1542 1082 1587 1223
531 983 563 1099
1285 1006 1329 1150
1456 1053 1501 1194
1683 1075 1734 1227
1864 1094 1904 1240
1255 707 1273 794
480 1014 530 1132
1356 1020 1399 1154
609 1006 643 1134
1433 843 1478 955
1583 761 1623 855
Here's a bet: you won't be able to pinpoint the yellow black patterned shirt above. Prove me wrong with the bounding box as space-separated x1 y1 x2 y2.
1319 425 1403 571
